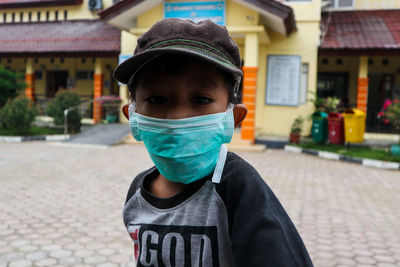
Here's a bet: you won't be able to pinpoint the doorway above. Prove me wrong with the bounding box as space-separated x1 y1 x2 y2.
366 74 394 132
46 70 68 98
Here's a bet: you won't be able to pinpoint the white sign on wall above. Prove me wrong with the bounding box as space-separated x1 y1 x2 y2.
265 55 301 106
164 1 226 25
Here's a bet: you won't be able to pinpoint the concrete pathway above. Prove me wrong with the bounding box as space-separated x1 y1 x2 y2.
0 142 400 266
65 123 129 146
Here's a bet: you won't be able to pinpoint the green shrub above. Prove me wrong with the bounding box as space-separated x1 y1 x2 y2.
0 97 37 134
0 65 26 108
46 91 81 133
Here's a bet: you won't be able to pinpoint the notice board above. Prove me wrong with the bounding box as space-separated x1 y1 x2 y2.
265 55 301 106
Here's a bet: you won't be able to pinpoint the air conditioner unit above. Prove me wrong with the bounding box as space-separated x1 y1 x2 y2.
88 0 102 11
336 0 353 7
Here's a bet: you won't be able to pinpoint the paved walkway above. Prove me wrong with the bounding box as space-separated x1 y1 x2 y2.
65 124 129 146
0 142 400 266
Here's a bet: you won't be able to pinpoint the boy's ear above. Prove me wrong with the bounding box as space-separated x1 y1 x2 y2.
233 104 247 128
122 104 129 120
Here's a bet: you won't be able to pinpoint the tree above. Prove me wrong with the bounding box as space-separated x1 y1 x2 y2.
0 97 37 134
0 65 26 108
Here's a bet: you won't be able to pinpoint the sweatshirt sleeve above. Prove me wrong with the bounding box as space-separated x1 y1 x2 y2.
125 166 156 205
215 153 313 267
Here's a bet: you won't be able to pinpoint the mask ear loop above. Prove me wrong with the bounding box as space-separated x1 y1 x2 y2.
211 144 228 184
129 102 136 114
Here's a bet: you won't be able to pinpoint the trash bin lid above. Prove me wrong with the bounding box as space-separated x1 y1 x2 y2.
343 108 365 117
328 112 343 119
312 111 328 118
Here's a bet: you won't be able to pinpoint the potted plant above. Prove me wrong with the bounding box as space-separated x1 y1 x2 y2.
381 99 400 156
290 116 304 144
95 95 121 123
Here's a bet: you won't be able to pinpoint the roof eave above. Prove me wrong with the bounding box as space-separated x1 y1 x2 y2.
319 47 400 56
232 0 296 36
99 0 297 36
0 0 82 9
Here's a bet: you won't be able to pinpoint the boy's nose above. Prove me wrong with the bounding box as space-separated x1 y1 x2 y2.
165 106 193 119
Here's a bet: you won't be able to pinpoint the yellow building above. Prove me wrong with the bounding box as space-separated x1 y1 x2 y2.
100 0 321 141
3 0 398 138
0 0 121 122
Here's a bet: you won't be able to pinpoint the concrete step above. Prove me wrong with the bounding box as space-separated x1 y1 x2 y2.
227 132 266 152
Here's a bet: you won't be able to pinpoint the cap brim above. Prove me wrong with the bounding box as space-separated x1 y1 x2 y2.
113 47 243 85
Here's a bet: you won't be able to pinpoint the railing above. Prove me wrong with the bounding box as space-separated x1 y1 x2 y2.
63 99 101 136
35 98 51 116
35 95 93 119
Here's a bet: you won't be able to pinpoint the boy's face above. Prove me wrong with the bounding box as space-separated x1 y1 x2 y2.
134 60 229 119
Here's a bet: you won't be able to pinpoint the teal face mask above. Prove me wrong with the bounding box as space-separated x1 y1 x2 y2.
129 104 234 184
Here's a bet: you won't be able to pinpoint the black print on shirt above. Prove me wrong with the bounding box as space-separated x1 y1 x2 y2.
129 224 219 267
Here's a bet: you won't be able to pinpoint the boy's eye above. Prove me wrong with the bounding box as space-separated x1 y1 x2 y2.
192 96 212 105
145 96 167 105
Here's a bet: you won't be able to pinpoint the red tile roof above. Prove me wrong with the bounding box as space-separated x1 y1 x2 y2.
320 10 400 54
0 0 82 8
0 19 120 57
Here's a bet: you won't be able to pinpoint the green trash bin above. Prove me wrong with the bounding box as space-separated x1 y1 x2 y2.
312 111 328 143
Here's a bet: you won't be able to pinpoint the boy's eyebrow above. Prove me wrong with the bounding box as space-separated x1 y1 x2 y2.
188 76 218 88
139 74 161 90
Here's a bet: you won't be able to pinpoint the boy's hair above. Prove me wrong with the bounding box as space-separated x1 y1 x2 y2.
127 54 237 104
113 18 243 101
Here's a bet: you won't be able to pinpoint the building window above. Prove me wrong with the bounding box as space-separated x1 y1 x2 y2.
317 72 349 101
333 0 354 8
34 70 43 79
11 13 15 23
64 10 68 20
46 11 50 21
300 63 309 105
3 13 6 23
55 11 58 21
19 12 23 22
76 70 94 80
28 12 32 22
37 12 41 21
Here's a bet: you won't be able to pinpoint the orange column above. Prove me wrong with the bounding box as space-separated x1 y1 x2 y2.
357 78 369 113
93 74 103 123
25 73 35 102
241 66 258 143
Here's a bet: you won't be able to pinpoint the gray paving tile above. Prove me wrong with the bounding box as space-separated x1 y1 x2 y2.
1 142 400 266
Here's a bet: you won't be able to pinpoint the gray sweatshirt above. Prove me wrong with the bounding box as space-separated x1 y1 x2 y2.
123 152 313 267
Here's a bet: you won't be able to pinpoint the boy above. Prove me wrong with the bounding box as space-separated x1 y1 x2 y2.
116 18 313 267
